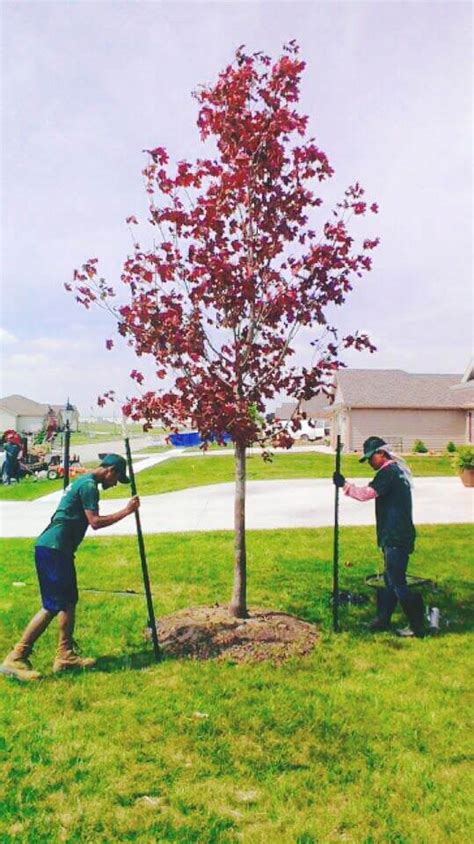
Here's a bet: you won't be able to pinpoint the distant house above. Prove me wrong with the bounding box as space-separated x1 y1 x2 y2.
0 395 50 434
0 395 80 435
329 366 473 452
449 360 474 443
274 393 332 439
274 392 333 423
49 404 80 433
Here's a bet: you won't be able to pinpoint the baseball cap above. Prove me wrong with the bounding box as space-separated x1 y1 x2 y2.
100 453 130 483
359 436 388 463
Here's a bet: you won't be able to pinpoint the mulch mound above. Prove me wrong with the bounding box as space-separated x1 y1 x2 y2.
145 604 319 664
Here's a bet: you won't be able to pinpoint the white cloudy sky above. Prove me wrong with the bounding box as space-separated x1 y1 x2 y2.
1 0 472 416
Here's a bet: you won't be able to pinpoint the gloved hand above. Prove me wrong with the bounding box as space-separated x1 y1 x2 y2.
332 471 346 488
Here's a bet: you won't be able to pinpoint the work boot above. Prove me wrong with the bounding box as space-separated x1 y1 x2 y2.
397 592 426 639
53 640 96 673
0 644 42 681
368 617 391 632
369 588 397 632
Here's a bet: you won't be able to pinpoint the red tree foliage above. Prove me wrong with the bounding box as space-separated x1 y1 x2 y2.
69 42 378 615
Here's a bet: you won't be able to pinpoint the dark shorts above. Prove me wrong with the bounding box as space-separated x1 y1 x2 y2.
35 546 78 614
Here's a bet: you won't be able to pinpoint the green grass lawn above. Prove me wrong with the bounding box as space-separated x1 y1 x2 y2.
70 421 154 446
0 525 472 842
0 452 458 502
0 462 102 502
105 451 457 499
0 477 64 501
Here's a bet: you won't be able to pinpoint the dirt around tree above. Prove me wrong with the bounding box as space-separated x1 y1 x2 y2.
145 605 319 664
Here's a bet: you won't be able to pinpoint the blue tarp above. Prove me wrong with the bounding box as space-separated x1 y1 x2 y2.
168 432 232 447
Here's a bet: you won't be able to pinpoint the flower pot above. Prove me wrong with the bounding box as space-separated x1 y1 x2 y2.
460 469 474 487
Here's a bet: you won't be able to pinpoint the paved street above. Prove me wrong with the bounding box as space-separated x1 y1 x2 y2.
0 471 472 538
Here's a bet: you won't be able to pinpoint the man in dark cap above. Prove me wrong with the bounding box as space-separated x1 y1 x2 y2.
1 454 140 681
333 436 425 638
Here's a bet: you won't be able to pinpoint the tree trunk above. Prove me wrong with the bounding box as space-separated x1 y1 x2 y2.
229 441 248 617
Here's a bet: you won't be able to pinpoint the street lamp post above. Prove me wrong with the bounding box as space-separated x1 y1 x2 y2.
63 399 74 490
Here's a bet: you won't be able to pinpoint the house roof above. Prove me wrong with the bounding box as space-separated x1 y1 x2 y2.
274 402 297 420
0 394 50 416
301 393 333 417
450 381 474 409
332 370 465 409
275 392 333 420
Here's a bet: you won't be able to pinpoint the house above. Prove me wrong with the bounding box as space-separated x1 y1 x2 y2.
0 395 80 435
274 392 333 423
449 359 474 443
0 395 50 434
49 404 80 433
274 393 332 439
329 367 472 452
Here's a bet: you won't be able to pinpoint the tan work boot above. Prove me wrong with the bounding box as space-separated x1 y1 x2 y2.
53 642 96 673
0 644 42 681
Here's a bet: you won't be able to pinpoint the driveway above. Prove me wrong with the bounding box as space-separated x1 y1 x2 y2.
0 476 471 539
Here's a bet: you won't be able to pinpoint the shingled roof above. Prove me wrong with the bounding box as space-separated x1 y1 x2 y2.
0 394 50 415
275 392 333 420
450 381 474 409
333 370 464 409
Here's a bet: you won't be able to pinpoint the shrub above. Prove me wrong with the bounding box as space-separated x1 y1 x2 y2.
455 445 474 472
446 441 457 453
413 439 428 454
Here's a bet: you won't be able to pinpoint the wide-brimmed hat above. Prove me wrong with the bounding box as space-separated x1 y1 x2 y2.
100 453 130 483
359 436 388 463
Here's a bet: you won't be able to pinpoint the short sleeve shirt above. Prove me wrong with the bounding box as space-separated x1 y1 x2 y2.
369 462 416 552
36 474 100 556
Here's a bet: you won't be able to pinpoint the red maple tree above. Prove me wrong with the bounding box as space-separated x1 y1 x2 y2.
69 42 378 617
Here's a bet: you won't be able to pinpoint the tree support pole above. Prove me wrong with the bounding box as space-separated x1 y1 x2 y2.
124 437 161 662
332 434 342 633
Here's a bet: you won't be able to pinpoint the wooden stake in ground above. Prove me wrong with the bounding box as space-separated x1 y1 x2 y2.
124 436 161 662
333 434 343 633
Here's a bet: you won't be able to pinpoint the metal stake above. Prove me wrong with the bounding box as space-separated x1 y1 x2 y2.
333 434 343 632
124 436 161 662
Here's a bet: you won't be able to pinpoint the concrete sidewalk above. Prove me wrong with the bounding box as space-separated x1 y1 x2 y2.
0 477 471 539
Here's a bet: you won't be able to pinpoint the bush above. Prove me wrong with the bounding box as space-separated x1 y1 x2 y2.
455 445 474 472
413 439 428 454
446 441 457 453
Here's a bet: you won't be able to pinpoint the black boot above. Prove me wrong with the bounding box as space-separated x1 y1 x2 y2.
397 592 426 638
369 588 397 632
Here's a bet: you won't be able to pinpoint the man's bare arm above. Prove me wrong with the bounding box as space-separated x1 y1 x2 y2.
84 496 140 530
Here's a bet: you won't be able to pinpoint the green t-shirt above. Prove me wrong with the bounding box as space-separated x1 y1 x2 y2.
36 474 100 556
369 462 416 553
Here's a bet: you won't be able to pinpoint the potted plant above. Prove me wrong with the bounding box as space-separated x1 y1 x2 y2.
455 445 474 487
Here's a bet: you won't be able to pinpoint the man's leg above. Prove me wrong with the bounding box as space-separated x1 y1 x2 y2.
369 584 397 631
385 547 425 638
0 608 54 681
18 608 54 645
368 553 398 631
57 604 76 653
53 604 96 672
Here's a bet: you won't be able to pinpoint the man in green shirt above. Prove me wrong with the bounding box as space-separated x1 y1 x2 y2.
1 454 140 681
333 436 425 638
